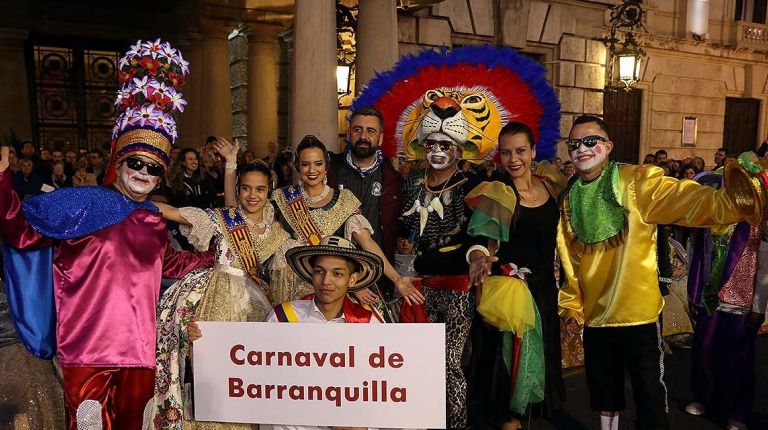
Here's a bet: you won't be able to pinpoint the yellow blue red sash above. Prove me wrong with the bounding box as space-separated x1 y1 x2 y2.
281 186 324 245
215 208 260 282
273 297 376 323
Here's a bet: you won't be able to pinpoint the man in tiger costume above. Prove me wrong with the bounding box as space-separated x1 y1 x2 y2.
356 45 562 429
398 92 486 429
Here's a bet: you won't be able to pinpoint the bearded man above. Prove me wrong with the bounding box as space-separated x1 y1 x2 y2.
328 106 403 301
557 114 762 430
0 39 213 430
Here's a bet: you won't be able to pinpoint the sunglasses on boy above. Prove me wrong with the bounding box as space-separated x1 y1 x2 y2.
564 135 609 152
124 157 165 177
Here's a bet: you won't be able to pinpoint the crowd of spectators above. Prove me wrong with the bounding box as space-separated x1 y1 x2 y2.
8 137 736 206
641 147 731 179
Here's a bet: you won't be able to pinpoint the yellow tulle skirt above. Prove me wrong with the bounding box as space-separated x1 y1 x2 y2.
477 276 536 335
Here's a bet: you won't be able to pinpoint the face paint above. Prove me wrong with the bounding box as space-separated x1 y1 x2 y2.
424 132 459 170
427 144 458 170
570 141 608 173
117 160 159 199
567 123 612 179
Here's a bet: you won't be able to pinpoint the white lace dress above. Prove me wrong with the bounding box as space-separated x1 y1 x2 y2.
152 206 299 430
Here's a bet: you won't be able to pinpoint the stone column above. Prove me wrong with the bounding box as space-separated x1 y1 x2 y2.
290 0 338 150
686 0 710 39
176 34 204 148
355 0 398 92
247 27 280 157
0 29 31 142
201 24 234 140
230 33 249 147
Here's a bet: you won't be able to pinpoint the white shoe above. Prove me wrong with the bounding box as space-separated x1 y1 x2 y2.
685 402 706 415
726 419 747 430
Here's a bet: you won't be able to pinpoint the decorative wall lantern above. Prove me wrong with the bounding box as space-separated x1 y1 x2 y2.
336 61 352 96
603 0 646 91
336 1 357 104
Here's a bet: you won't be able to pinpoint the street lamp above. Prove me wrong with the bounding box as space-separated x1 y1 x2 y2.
616 32 643 88
603 0 646 91
336 0 356 104
336 61 352 96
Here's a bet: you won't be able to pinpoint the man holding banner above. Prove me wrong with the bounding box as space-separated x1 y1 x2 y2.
189 235 385 340
190 235 445 429
270 236 385 325
190 236 390 430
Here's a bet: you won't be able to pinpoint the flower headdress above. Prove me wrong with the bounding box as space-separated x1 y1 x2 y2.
103 38 189 184
353 45 560 162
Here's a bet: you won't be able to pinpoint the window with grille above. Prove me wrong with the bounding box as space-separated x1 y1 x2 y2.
27 42 122 152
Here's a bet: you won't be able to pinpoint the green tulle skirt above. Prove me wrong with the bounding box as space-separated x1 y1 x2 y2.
469 277 545 421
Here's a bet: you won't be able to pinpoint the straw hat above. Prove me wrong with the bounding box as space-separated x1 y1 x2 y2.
285 236 383 292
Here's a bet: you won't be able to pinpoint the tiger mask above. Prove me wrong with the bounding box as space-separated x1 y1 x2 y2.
400 87 505 162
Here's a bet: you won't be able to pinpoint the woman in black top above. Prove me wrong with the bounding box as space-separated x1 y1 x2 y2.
167 148 217 209
467 122 564 429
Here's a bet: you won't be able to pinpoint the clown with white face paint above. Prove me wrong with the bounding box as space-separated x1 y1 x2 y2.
115 155 163 199
566 121 613 180
557 114 764 430
424 132 461 170
397 95 487 429
0 39 214 430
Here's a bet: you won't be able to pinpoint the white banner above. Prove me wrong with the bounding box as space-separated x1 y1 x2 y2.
193 322 446 428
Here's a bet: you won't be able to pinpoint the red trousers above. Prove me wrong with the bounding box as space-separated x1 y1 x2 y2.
62 367 154 430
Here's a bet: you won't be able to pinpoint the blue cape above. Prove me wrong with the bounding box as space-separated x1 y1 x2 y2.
2 186 157 359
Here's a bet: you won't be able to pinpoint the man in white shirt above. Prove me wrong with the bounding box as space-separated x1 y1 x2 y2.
262 236 385 430
189 236 404 430
268 236 384 324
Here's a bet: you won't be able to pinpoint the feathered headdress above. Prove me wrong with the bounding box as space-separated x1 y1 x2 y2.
103 38 189 184
353 45 560 161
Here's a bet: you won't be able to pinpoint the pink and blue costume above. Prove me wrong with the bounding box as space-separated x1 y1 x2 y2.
0 169 213 429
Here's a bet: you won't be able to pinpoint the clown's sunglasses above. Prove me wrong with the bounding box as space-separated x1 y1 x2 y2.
125 157 165 177
564 135 608 152
422 140 454 152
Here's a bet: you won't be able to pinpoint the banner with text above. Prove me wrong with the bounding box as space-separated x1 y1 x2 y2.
194 322 446 428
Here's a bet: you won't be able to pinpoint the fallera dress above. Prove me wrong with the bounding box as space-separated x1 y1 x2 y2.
153 206 299 430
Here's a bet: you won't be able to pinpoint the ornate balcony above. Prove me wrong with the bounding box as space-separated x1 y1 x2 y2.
732 21 768 51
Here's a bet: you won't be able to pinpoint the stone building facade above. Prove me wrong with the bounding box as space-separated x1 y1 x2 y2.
392 0 768 166
2 1 768 167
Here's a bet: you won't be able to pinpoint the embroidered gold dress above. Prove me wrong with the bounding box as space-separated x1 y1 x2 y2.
272 186 374 303
153 206 299 430
661 237 694 343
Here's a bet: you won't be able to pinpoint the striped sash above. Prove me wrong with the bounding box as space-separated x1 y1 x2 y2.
273 298 376 323
280 186 324 245
215 208 261 282
273 301 300 322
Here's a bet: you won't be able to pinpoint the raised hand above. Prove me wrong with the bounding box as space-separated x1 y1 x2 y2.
214 137 239 163
0 146 9 173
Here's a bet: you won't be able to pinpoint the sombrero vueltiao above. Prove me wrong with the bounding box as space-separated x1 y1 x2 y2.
285 236 383 292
